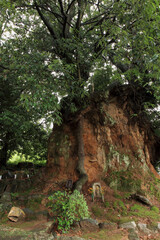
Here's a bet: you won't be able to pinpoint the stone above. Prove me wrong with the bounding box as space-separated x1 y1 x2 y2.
8 207 26 222
137 223 151 235
147 222 159 232
79 218 99 232
157 222 160 231
131 194 152 207
0 192 12 213
0 192 11 203
71 221 81 231
119 221 137 230
57 236 85 240
46 222 55 234
98 222 117 230
128 228 140 240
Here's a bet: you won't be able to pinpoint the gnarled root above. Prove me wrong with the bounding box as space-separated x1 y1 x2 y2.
74 116 88 191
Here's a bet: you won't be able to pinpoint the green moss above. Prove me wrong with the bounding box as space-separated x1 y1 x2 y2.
130 204 160 221
151 206 159 214
104 145 131 173
130 204 141 211
92 205 103 217
104 171 142 193
0 227 34 239
105 211 138 225
118 217 137 224
148 181 160 201
105 212 120 223
83 229 124 240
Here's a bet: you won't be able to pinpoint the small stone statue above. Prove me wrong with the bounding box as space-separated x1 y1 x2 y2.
65 179 73 190
92 182 104 202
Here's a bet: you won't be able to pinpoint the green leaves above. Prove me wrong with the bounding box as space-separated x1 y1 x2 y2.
48 190 89 232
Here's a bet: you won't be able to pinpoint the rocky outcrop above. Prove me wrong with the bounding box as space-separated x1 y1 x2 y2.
47 86 160 187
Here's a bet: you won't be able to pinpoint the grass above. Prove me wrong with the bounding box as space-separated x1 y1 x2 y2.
0 225 35 239
83 229 125 240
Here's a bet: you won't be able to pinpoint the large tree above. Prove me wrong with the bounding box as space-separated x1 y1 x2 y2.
1 0 160 189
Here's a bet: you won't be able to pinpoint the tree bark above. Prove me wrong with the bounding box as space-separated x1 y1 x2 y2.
0 141 8 167
74 116 88 191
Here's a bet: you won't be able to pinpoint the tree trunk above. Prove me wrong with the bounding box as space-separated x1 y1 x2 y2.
0 141 8 167
74 116 88 191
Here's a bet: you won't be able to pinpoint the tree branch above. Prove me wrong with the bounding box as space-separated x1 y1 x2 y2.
58 0 66 17
108 51 130 73
63 0 77 37
34 1 57 39
76 0 87 32
66 0 77 14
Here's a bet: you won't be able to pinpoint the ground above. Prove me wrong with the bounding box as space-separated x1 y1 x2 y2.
1 176 160 240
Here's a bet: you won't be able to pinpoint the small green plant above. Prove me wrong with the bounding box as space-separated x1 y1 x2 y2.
123 193 131 199
11 192 19 198
47 190 89 232
105 212 120 223
104 201 110 208
114 192 122 199
113 200 127 216
130 204 142 211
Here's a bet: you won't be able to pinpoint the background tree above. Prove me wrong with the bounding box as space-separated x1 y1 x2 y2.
0 39 48 167
1 0 160 189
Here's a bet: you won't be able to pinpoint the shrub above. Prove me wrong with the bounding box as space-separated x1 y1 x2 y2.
47 190 89 232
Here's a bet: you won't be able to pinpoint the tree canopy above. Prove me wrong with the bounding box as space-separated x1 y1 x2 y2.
1 0 160 118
